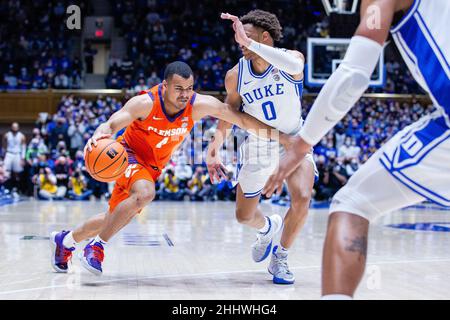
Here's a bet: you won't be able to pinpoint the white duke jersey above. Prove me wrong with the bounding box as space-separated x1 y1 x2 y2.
237 54 304 135
391 0 450 119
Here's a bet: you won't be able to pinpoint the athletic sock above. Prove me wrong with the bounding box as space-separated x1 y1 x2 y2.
93 235 107 246
279 244 289 254
62 231 77 249
258 216 271 234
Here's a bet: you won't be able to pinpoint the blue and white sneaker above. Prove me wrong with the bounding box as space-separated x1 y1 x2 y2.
251 214 283 262
80 240 104 276
268 245 295 284
50 231 75 273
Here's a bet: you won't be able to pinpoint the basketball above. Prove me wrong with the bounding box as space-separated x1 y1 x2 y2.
85 139 128 182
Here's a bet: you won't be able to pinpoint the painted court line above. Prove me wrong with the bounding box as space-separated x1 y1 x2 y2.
1 258 450 296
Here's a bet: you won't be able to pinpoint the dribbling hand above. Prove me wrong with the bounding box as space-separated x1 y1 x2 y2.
83 133 112 157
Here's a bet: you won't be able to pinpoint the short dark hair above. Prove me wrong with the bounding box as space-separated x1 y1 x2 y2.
164 61 194 80
240 10 283 42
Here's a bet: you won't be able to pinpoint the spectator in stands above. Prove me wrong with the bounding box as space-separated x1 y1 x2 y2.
68 168 93 200
0 158 8 188
34 167 66 200
133 78 148 93
174 155 193 190
68 119 86 158
216 172 236 201
146 71 161 88
48 117 69 150
314 156 348 201
54 156 70 198
345 158 360 177
84 42 97 74
338 136 353 159
187 166 206 201
159 169 183 201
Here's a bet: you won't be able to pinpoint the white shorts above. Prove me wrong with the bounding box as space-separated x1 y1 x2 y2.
4 152 23 173
236 134 317 198
331 112 450 222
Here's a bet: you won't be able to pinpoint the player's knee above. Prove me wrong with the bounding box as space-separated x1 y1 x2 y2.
235 207 255 224
290 191 312 211
134 189 155 208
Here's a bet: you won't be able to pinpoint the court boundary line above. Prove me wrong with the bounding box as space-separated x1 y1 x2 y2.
1 257 450 296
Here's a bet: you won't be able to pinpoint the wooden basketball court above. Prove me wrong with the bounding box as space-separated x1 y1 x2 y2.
0 200 449 299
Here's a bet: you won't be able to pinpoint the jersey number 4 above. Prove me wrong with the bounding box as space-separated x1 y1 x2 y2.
262 101 277 121
156 137 169 149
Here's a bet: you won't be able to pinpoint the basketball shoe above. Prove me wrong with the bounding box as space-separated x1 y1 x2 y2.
268 245 295 284
50 231 75 273
80 239 105 276
251 214 283 262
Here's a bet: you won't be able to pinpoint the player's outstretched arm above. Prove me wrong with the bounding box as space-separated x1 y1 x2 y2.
263 0 398 197
84 93 153 153
205 66 241 183
193 94 293 145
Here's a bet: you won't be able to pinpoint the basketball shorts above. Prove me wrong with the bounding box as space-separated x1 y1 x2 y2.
4 152 23 173
236 134 318 198
108 163 160 213
330 111 450 222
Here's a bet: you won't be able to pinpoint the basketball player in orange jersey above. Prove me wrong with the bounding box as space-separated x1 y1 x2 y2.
206 11 316 284
50 61 294 275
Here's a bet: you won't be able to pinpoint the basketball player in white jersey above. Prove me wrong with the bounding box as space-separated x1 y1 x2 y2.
207 10 317 284
263 0 450 298
2 122 26 195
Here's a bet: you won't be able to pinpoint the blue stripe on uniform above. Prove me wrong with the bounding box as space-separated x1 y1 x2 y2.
397 13 450 114
237 59 243 94
244 188 263 198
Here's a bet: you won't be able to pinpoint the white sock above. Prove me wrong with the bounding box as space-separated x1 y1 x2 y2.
62 231 77 249
258 216 270 234
94 235 107 246
279 244 289 254
321 294 353 300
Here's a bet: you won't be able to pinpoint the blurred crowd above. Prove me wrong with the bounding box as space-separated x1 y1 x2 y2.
1 0 422 94
0 92 435 204
0 0 87 90
106 0 421 94
106 0 329 91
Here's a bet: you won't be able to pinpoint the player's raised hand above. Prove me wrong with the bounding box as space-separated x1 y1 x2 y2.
262 137 312 197
221 12 252 47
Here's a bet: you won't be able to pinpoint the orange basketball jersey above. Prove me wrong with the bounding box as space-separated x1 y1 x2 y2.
120 84 196 171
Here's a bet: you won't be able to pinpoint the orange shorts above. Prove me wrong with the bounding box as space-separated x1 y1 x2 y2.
108 163 161 213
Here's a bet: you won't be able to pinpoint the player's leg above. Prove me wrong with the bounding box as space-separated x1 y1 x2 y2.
235 185 265 229
269 156 315 284
99 179 155 241
237 136 284 263
321 150 425 299
236 179 283 263
81 177 155 275
281 155 315 248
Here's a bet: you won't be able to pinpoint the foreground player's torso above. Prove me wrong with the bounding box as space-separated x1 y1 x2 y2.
123 84 196 169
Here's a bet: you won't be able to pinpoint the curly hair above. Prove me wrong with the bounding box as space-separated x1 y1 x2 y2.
240 10 283 42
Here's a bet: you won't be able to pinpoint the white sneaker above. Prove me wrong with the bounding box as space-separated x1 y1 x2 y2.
268 245 295 284
251 214 283 262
